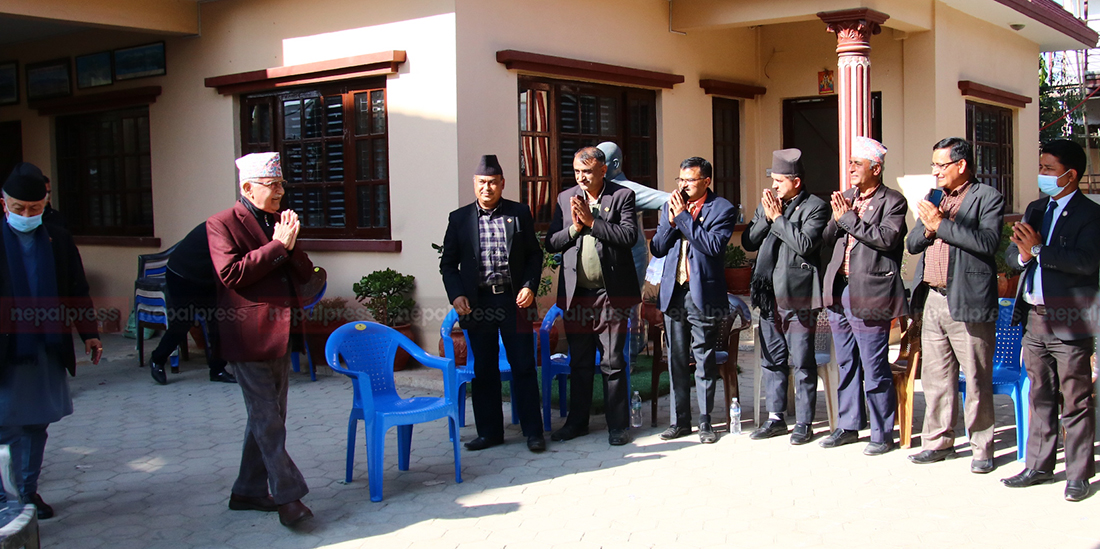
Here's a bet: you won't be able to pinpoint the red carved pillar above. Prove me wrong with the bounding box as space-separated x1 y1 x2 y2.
818 9 889 190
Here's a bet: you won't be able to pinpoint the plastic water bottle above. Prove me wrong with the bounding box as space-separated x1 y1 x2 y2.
729 398 742 435
630 391 643 428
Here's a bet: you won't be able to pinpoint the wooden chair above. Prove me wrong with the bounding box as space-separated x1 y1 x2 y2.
890 315 922 449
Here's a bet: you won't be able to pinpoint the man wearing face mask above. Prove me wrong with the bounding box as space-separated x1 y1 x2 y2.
0 172 102 520
741 149 829 444
651 157 738 443
1002 139 1100 502
207 152 314 526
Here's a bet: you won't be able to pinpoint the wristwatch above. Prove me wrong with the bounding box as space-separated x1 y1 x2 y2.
1030 244 1042 257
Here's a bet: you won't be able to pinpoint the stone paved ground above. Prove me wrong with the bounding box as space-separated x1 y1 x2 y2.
29 333 1100 548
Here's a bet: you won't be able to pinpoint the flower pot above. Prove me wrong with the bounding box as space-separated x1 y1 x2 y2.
997 274 1020 298
725 267 752 295
438 328 468 366
392 323 416 370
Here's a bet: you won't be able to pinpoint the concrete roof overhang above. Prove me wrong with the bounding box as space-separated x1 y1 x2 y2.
0 0 212 46
671 0 1097 51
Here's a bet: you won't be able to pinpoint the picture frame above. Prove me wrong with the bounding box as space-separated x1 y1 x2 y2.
0 61 17 106
26 58 71 101
114 42 166 81
76 51 113 89
818 69 835 95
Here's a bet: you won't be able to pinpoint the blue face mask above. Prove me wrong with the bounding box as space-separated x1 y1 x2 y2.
1037 170 1070 197
6 212 43 233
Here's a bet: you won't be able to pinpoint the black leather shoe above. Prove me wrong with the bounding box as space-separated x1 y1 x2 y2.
749 419 788 440
819 429 858 448
863 440 895 456
789 423 812 445
608 429 631 446
550 425 589 442
971 459 995 474
210 370 237 383
659 425 692 440
28 493 54 520
908 448 957 464
698 423 717 444
1065 480 1091 502
229 493 278 512
463 436 504 451
527 435 546 453
150 361 167 385
1001 468 1055 488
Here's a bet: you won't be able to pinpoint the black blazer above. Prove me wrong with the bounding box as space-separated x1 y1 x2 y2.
545 179 641 310
822 183 909 321
907 181 1005 323
1006 191 1100 341
439 198 542 312
0 223 99 376
742 190 830 312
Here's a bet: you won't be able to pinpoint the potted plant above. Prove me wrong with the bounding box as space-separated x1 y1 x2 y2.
303 297 351 369
724 243 752 295
995 222 1022 298
354 268 417 370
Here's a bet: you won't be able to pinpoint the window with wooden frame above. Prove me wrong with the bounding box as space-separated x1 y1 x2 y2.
240 78 390 239
56 105 153 236
711 97 741 208
518 77 658 228
966 101 1014 212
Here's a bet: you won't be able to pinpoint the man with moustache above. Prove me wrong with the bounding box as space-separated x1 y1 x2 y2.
742 149 829 445
439 154 546 453
545 147 640 446
820 137 908 456
207 152 314 527
1001 139 1100 502
905 137 1004 474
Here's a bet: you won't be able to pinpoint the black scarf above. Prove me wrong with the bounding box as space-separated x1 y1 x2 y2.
750 191 808 317
2 221 63 358
239 196 276 240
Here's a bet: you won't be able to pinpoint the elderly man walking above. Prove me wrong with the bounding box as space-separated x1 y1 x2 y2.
207 152 314 526
820 137 908 456
0 171 102 520
906 137 1004 474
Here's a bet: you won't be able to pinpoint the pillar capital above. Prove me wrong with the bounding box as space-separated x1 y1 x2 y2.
817 8 890 56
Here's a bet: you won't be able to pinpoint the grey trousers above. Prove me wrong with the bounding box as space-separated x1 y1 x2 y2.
759 307 818 425
663 283 721 427
918 290 996 460
231 353 308 505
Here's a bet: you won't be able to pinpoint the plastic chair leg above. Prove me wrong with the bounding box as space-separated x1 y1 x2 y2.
396 424 412 471
458 383 469 428
1019 376 1032 462
450 416 463 484
367 421 386 502
291 351 301 373
302 338 316 381
345 416 358 484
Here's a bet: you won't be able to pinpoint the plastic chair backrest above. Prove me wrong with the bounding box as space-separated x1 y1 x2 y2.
136 243 179 280
326 323 402 407
303 282 327 315
993 298 1022 372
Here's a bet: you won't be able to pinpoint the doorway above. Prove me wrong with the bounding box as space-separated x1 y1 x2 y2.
0 120 22 181
782 93 881 197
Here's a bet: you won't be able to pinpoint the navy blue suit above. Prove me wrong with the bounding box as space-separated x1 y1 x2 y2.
650 189 737 427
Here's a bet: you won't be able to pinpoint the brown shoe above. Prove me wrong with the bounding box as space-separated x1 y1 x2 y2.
278 500 313 527
228 493 278 512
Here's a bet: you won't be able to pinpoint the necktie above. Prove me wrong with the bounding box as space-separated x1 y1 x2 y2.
1024 200 1058 295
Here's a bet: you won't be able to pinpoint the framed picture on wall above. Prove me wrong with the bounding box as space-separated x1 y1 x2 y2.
76 51 113 89
114 42 166 81
0 61 17 106
26 58 71 101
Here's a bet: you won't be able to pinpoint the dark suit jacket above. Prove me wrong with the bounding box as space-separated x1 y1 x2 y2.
439 199 542 327
822 183 909 321
650 189 737 315
0 223 98 376
1006 191 1100 341
907 181 1004 323
168 221 218 286
207 201 314 362
741 190 829 312
545 179 641 310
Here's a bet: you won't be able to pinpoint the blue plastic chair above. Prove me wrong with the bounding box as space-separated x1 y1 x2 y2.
538 304 625 432
439 309 521 427
959 297 1030 462
324 321 462 502
291 282 327 381
135 243 210 372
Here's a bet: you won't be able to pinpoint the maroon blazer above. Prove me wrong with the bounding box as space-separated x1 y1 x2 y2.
207 202 314 362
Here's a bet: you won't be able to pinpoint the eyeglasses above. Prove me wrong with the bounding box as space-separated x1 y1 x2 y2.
930 160 962 171
675 177 708 184
249 179 286 189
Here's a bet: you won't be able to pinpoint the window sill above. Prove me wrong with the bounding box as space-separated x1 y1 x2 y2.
73 236 161 248
297 239 401 253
